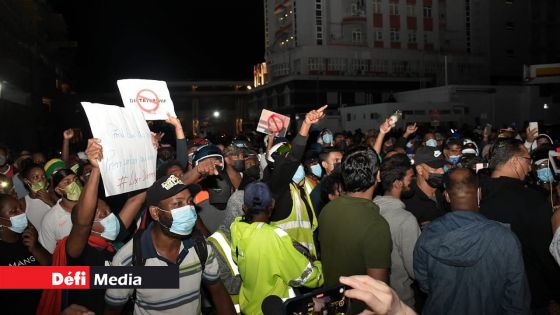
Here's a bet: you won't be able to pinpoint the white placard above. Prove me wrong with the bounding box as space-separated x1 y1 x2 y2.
81 102 157 196
256 109 290 137
117 79 176 120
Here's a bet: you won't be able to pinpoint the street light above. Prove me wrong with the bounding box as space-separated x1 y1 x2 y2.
544 103 549 109
213 111 220 118
246 85 252 90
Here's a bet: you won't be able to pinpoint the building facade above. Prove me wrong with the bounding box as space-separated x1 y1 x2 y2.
252 0 560 117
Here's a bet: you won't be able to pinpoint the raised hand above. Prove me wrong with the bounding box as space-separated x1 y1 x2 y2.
304 105 328 125
526 127 538 143
63 129 75 140
85 138 103 169
379 118 393 135
403 123 418 138
196 158 222 176
165 112 182 128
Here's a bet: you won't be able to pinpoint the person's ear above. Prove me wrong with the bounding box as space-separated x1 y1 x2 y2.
394 180 403 191
321 161 328 170
443 191 451 203
148 206 160 221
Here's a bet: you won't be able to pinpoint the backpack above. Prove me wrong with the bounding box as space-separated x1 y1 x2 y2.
125 227 208 312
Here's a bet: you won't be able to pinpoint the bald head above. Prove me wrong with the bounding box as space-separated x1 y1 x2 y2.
444 168 480 212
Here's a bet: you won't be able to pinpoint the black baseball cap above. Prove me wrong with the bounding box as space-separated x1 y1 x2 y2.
414 146 447 169
146 174 200 206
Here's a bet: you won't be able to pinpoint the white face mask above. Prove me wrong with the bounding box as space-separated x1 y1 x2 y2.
93 213 120 241
0 213 28 234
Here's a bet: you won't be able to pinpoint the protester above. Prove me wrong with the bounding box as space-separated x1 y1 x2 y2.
374 153 420 307
480 139 560 313
0 146 14 177
38 168 82 253
310 147 343 212
415 168 530 314
318 172 343 209
442 138 463 166
231 182 324 314
104 174 235 315
36 138 146 315
303 153 322 187
319 146 391 313
403 146 448 228
266 105 328 258
0 193 51 314
21 163 56 231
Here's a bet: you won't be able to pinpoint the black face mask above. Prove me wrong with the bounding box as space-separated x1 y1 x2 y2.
427 173 444 189
232 160 245 172
333 162 342 174
244 165 260 180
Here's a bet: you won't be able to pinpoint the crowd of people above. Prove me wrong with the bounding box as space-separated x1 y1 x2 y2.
0 106 559 315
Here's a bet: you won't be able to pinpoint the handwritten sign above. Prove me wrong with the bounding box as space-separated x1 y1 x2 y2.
117 79 176 120
256 109 290 137
81 102 157 196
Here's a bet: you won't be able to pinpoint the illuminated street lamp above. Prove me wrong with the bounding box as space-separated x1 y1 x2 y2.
213 111 220 118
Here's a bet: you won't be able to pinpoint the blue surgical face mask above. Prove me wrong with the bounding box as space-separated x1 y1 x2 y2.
158 205 197 236
448 155 461 165
322 134 333 144
537 168 555 183
310 164 323 178
425 139 438 148
292 165 306 184
93 213 120 241
0 213 28 234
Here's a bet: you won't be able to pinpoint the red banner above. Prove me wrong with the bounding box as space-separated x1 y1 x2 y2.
0 266 90 289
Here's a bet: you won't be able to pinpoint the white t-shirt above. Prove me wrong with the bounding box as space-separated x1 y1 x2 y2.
38 200 72 254
24 195 51 232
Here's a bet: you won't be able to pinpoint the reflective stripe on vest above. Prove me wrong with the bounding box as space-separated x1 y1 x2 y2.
272 183 318 257
208 231 240 276
304 178 315 196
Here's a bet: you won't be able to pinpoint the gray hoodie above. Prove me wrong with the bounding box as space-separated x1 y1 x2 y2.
374 195 421 307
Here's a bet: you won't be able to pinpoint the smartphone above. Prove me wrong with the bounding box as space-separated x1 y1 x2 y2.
475 163 488 173
283 285 350 315
529 122 539 134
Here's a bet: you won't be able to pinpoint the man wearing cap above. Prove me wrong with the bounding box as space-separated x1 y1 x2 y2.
104 174 235 315
230 181 323 315
403 146 448 229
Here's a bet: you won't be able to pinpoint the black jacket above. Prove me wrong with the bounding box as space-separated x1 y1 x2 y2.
480 176 560 308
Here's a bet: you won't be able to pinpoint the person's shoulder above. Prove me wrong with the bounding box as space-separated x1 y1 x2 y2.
112 238 134 266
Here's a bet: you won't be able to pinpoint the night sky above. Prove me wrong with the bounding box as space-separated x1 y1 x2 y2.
50 1 265 93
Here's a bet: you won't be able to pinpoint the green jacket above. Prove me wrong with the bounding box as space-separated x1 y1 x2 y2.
231 218 324 315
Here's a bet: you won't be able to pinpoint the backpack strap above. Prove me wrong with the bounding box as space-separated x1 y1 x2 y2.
191 228 208 272
132 228 146 267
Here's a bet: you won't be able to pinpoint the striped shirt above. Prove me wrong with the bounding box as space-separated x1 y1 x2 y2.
105 224 220 314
